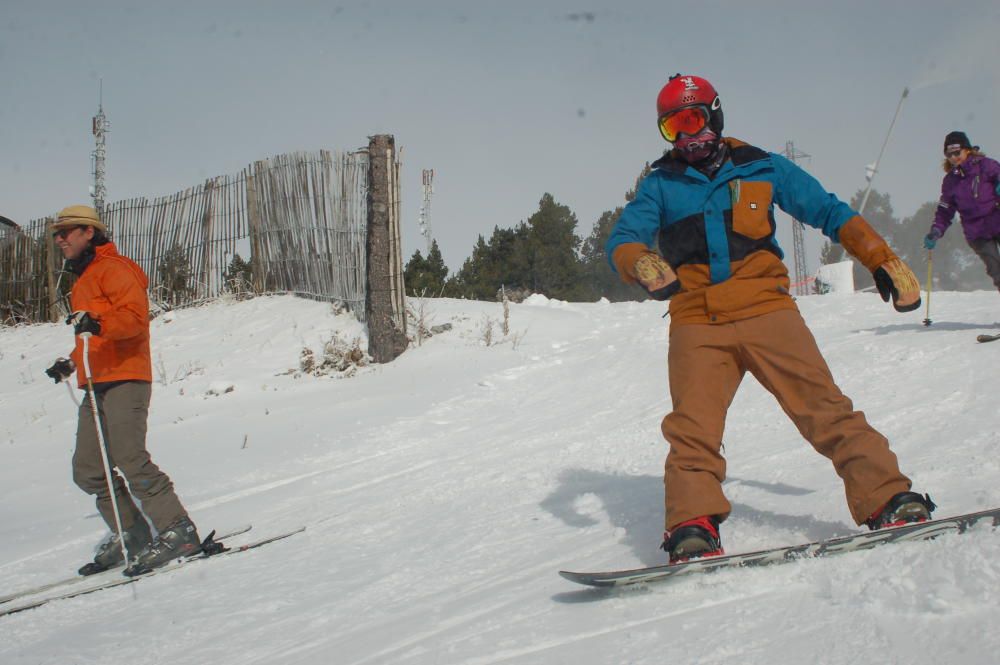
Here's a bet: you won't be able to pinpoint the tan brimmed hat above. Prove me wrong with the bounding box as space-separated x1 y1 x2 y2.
52 205 107 233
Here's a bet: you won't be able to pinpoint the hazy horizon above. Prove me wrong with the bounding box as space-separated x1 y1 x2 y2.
4 1 998 274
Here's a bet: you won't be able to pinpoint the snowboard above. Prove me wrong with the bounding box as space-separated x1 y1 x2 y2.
560 507 1000 588
0 526 303 618
976 333 1000 343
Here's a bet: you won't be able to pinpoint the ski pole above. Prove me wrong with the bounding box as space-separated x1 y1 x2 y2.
923 250 933 327
80 332 129 564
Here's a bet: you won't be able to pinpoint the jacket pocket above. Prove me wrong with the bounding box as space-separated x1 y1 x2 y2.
730 180 773 240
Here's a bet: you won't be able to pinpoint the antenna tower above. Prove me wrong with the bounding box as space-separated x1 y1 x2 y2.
783 141 810 296
91 80 110 218
418 169 434 253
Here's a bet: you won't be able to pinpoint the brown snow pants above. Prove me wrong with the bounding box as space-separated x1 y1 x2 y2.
72 380 189 533
661 308 911 530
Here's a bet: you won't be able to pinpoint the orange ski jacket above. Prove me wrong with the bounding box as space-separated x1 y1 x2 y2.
69 243 152 387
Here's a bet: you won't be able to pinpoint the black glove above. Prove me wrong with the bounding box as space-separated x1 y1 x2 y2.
873 258 922 313
66 311 101 336
45 357 75 384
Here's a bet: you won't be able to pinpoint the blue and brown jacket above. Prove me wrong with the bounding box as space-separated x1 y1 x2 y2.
607 137 896 326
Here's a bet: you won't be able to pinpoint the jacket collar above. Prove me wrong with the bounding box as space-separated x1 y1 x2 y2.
651 137 770 180
67 241 119 276
953 155 983 177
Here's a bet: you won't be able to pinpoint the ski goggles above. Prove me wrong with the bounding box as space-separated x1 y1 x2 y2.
658 106 709 142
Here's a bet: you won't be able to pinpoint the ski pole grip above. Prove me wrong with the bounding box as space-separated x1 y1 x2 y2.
80 332 94 382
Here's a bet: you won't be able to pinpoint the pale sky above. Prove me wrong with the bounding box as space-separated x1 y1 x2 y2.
3 1 998 274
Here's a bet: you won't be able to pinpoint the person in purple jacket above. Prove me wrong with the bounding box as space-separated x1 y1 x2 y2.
924 131 1000 292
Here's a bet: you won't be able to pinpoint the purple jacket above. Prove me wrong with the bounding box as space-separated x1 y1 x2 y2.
931 155 1000 242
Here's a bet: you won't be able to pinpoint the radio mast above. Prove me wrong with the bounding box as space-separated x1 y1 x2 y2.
91 80 110 218
418 169 434 253
783 141 810 296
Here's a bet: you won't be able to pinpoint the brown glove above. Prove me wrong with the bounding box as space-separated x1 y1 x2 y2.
633 253 680 301
874 258 921 312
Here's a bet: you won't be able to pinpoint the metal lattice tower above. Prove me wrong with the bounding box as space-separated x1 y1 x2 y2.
418 169 434 253
783 141 810 296
91 80 110 219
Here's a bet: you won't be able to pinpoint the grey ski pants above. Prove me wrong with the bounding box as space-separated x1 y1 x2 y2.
72 380 189 533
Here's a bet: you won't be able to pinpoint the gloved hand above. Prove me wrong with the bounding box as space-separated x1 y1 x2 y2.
923 228 942 250
634 253 681 301
873 258 921 312
45 357 75 384
66 311 101 336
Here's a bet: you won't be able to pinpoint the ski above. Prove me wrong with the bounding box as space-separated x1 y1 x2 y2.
0 526 303 618
560 507 1000 588
0 524 253 607
976 333 1000 343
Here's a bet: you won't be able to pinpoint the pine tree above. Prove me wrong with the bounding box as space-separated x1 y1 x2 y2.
519 194 585 300
222 253 255 297
448 226 531 300
579 164 652 301
426 241 448 288
403 241 450 296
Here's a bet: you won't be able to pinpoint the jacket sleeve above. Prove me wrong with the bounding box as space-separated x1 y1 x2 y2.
769 153 857 242
836 216 897 272
931 175 957 236
985 157 1000 195
95 261 149 341
605 174 663 281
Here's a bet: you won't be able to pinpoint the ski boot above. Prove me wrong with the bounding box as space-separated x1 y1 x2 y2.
865 491 936 531
661 515 724 564
79 519 153 576
124 517 201 577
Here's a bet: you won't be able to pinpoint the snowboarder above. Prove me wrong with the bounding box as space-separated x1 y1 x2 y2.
923 131 1000 294
44 205 201 575
606 74 934 564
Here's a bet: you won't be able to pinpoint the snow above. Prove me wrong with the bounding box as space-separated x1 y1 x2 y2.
1 291 999 664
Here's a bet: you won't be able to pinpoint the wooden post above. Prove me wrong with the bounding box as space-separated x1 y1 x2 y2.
199 178 216 300
245 167 264 292
45 217 59 322
365 134 408 363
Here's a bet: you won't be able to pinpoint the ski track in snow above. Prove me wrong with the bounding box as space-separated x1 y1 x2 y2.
0 293 999 664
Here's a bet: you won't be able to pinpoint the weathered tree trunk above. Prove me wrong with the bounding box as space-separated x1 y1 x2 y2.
365 134 408 363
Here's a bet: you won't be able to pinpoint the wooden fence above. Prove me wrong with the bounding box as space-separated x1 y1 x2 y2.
1 137 407 361
0 216 59 323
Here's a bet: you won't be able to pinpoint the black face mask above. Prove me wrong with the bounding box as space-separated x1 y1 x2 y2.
691 141 728 178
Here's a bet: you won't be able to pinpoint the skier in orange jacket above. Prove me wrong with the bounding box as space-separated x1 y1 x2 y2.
45 205 201 576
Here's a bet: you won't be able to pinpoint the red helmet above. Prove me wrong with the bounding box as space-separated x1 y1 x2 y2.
656 74 724 139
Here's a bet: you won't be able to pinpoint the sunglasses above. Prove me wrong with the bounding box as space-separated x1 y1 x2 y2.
945 150 963 158
52 226 83 240
658 106 710 142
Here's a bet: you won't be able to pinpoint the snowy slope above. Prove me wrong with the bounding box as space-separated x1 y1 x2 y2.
0 291 998 665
